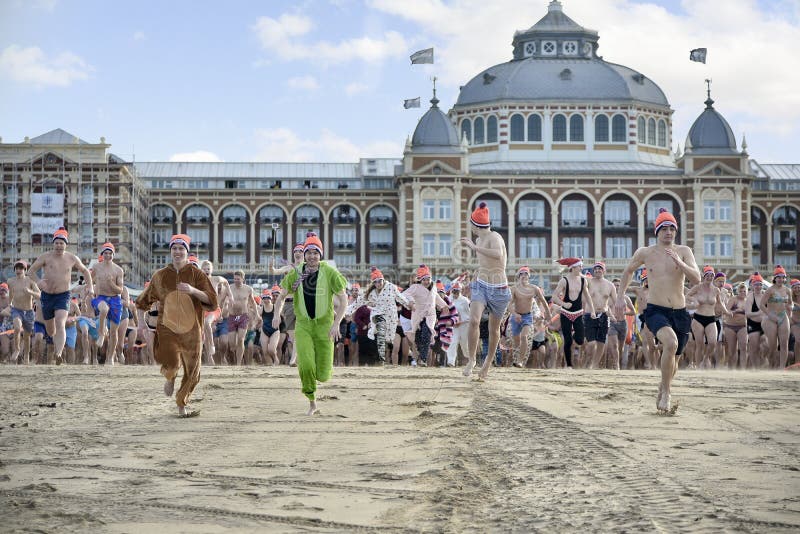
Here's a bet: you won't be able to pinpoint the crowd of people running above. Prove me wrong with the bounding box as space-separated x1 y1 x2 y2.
2 238 798 375
1 208 799 415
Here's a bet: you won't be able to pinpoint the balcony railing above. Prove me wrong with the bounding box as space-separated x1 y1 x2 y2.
517 219 547 228
562 219 588 227
605 219 632 227
334 242 356 250
369 242 393 250
368 216 394 224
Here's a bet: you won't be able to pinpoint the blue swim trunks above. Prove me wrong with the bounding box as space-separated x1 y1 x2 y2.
40 291 70 321
92 295 123 324
214 319 229 338
11 307 35 333
34 321 53 344
510 312 533 336
77 316 99 340
65 325 78 349
469 279 511 318
644 304 691 356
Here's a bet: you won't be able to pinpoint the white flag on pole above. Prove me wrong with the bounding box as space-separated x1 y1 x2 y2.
403 97 421 109
410 48 434 64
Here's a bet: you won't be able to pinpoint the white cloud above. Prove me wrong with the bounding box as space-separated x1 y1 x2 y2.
133 31 146 41
367 0 800 151
252 13 408 64
287 75 319 90
169 151 223 162
0 45 93 87
344 82 369 96
253 127 401 162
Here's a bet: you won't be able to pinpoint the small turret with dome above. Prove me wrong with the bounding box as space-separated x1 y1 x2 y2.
685 81 739 155
410 83 462 154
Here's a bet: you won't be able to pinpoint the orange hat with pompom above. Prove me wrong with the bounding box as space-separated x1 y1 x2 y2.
303 232 323 256
654 208 678 235
470 202 490 228
416 264 431 281
774 265 787 277
750 272 764 285
53 226 69 243
370 266 384 281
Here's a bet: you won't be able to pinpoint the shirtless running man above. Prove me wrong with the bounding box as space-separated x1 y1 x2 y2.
27 227 94 365
200 260 230 365
228 270 255 366
616 209 700 414
460 202 511 380
585 261 617 369
509 266 550 368
92 243 125 364
6 260 41 364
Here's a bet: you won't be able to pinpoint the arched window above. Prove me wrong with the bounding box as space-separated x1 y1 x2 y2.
657 119 667 147
528 114 542 141
487 115 498 143
569 114 584 142
637 116 646 143
552 114 567 142
647 118 656 145
594 114 609 142
474 117 485 144
612 114 626 142
460 119 472 144
510 114 525 142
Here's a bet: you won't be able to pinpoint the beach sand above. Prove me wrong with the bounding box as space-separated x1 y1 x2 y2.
1 365 798 532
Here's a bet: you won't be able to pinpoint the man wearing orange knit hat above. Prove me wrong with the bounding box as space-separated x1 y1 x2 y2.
91 241 125 364
616 208 700 414
460 201 511 380
28 227 95 365
272 232 348 415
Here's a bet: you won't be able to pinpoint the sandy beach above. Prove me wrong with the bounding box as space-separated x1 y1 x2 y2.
1 365 798 532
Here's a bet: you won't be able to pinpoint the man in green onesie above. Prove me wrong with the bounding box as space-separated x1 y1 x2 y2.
273 232 347 415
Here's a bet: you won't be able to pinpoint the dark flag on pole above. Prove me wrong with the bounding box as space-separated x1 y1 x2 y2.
403 97 421 109
410 48 434 64
689 48 707 63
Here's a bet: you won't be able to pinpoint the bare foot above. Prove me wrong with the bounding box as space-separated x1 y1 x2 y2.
178 406 200 418
306 400 319 416
656 383 664 410
55 355 63 365
462 359 475 377
9 349 19 363
657 391 671 414
164 380 175 397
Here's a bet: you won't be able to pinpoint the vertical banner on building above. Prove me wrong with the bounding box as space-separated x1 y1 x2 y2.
31 193 65 214
30 216 64 235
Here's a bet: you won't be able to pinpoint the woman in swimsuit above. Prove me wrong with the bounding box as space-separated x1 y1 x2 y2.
686 265 729 369
724 283 748 369
259 290 284 365
759 266 793 369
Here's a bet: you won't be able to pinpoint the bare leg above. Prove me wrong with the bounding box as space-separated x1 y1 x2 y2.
463 302 485 376
49 310 68 365
95 301 109 348
655 326 680 413
478 314 502 380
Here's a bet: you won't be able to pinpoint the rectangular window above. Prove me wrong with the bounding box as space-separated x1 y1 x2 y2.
423 200 436 220
703 200 716 221
187 228 210 245
5 225 18 245
5 186 19 204
223 228 245 244
519 236 546 258
153 254 169 267
222 253 245 266
519 200 545 226
333 253 356 266
333 228 356 246
703 234 716 257
438 234 452 257
604 200 630 225
562 200 587 226
81 206 93 224
80 226 93 244
151 228 171 245
259 227 283 246
562 237 589 258
371 253 393 267
775 254 796 266
82 184 93 201
719 235 733 257
369 228 392 245
423 234 436 256
438 200 452 220
605 237 633 259
718 200 732 221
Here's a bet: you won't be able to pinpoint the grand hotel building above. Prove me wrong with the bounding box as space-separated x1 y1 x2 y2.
2 1 798 290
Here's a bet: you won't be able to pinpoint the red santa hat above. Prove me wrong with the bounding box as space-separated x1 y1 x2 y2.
654 208 678 235
470 202 491 228
53 226 69 243
556 257 583 269
303 232 323 255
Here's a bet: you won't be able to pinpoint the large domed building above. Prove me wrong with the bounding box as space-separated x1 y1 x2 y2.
1 1 797 287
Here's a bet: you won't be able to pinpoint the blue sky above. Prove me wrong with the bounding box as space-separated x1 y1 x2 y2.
1 0 799 163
